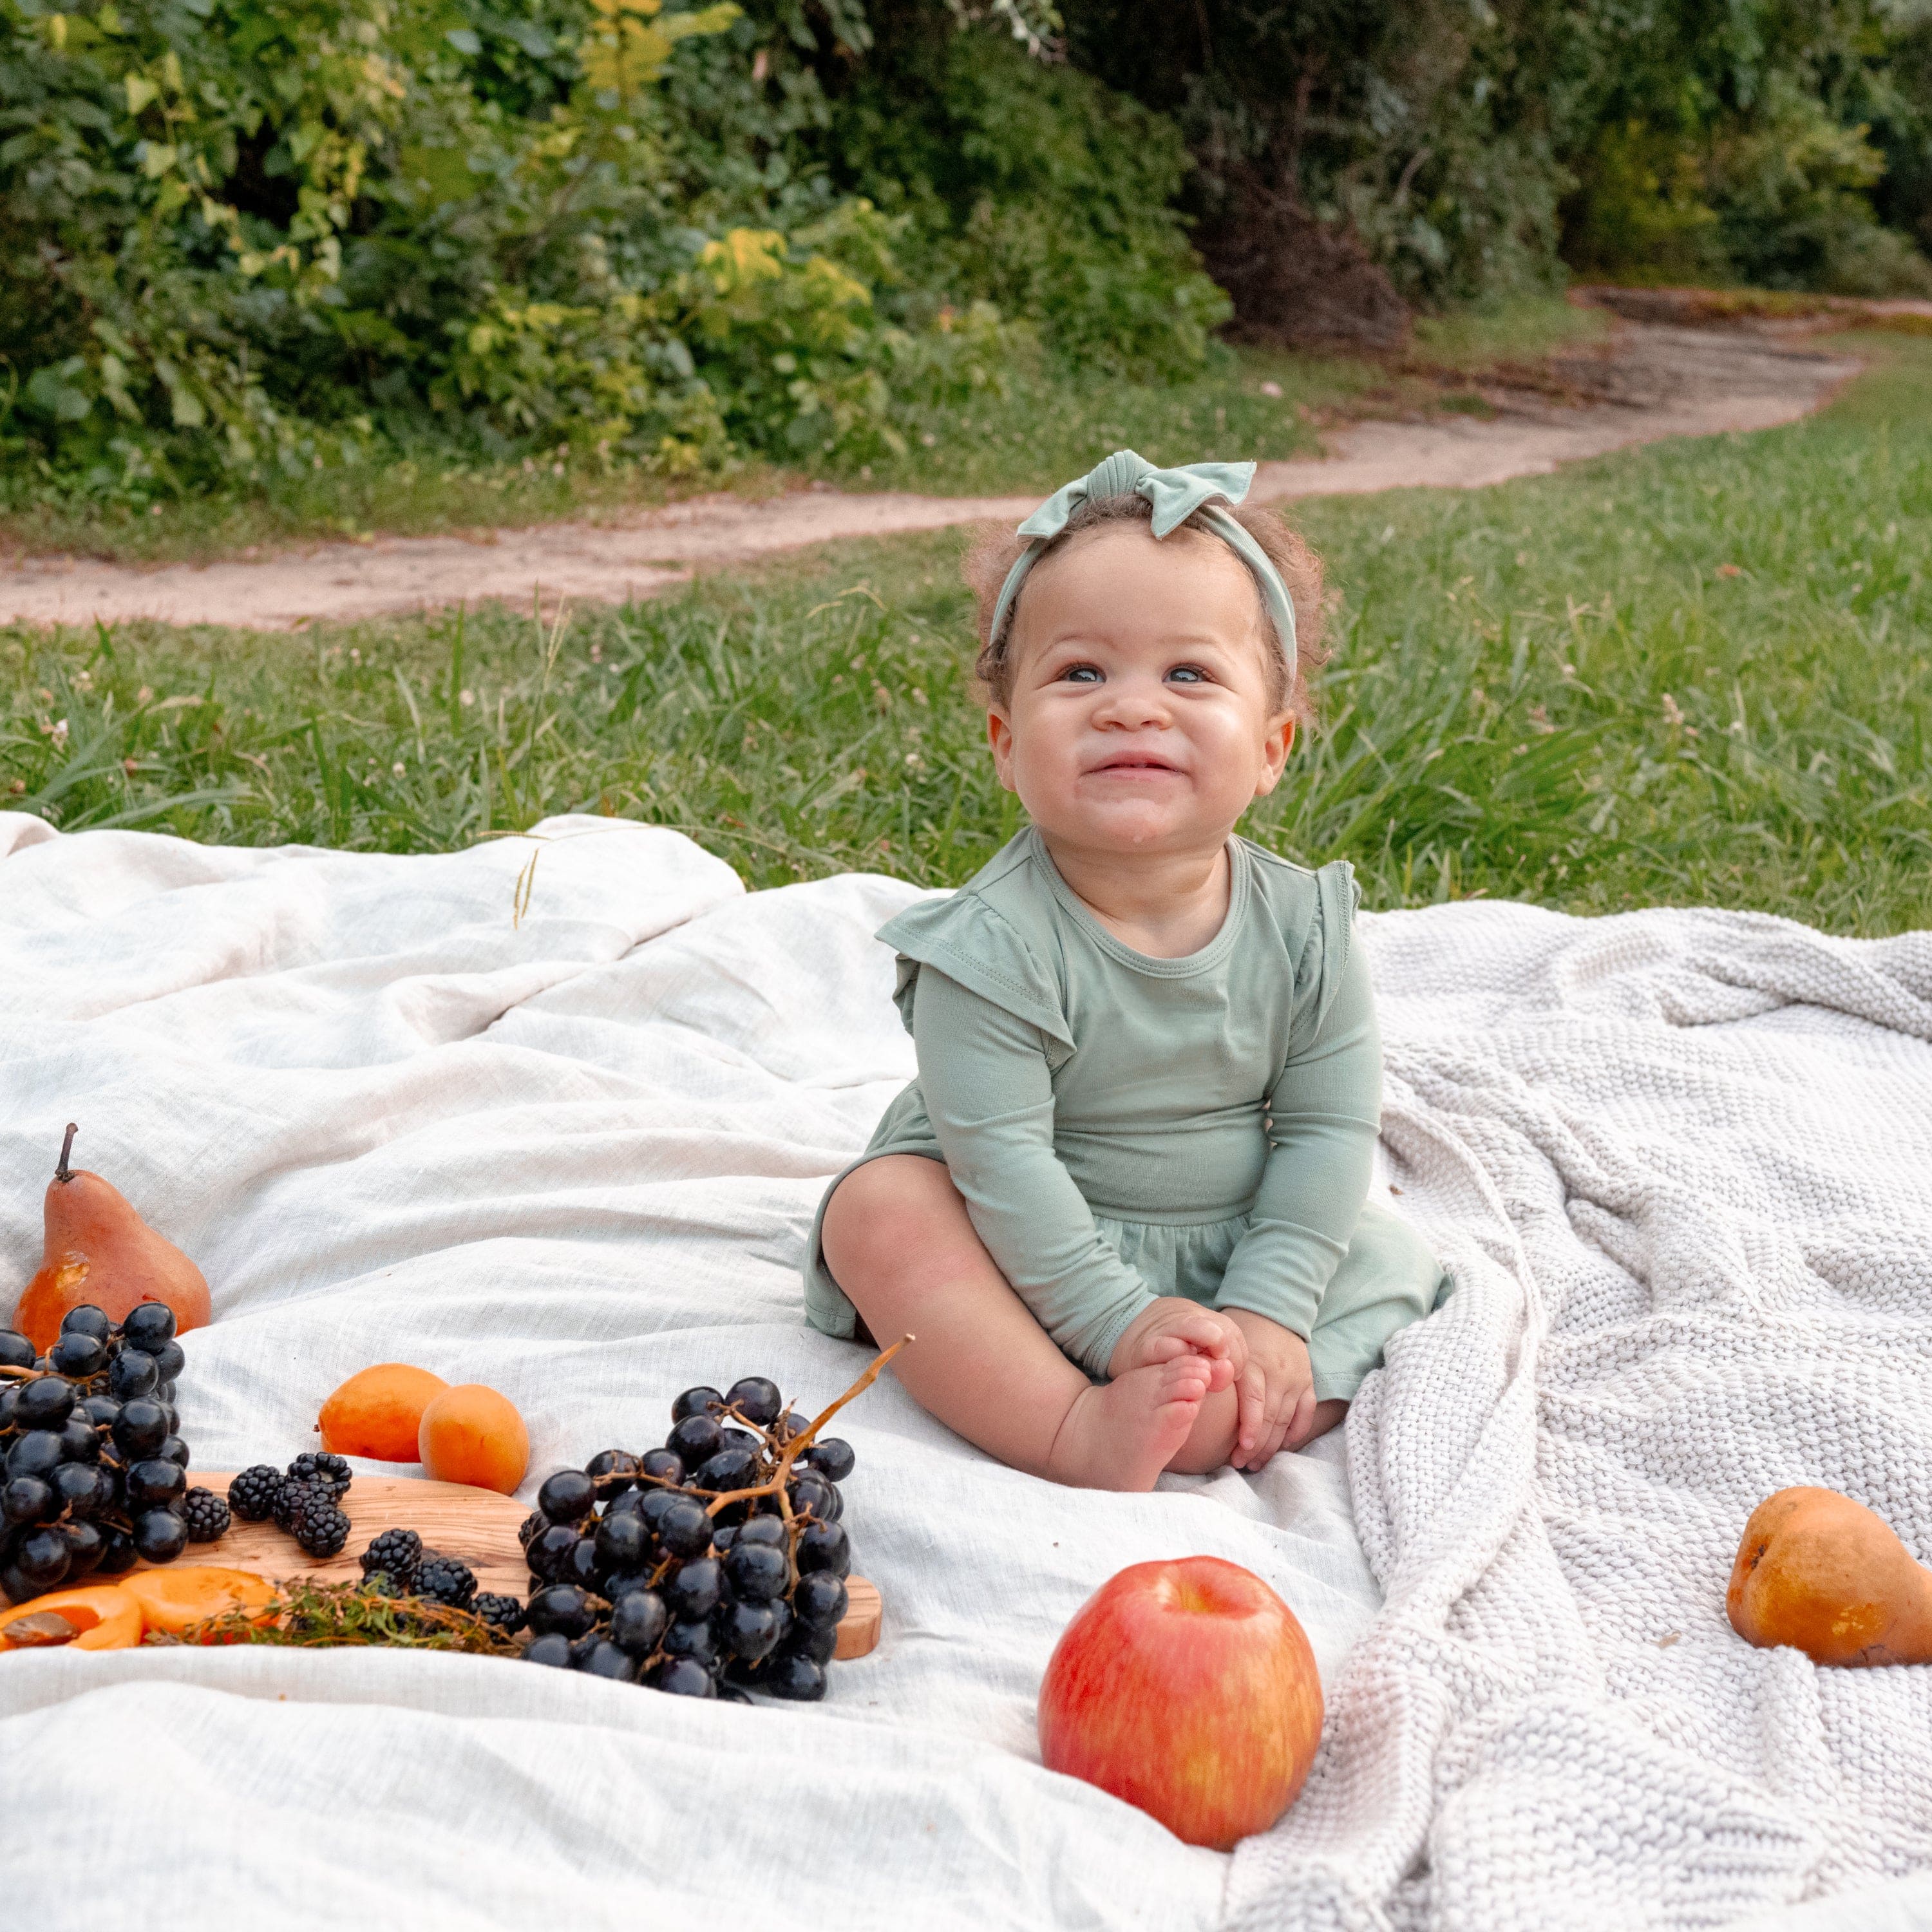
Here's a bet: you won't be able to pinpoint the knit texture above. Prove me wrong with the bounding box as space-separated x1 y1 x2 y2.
1231 901 1932 1931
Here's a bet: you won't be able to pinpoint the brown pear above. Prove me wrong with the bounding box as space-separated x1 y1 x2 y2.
13 1124 211 1351
1728 1486 1932 1667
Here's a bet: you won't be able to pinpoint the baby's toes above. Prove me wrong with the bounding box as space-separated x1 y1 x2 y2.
1157 1354 1212 1402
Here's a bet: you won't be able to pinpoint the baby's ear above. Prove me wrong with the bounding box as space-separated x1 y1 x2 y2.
986 707 1019 793
1253 715 1296 797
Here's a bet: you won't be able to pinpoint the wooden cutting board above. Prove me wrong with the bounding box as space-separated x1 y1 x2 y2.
171 1473 881 1660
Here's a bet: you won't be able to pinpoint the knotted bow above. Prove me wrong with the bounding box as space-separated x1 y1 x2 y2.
989 449 1298 671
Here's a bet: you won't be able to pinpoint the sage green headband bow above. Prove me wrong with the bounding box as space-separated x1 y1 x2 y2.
989 449 1298 669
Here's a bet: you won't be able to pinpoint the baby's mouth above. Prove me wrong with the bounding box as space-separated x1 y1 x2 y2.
1088 754 1183 777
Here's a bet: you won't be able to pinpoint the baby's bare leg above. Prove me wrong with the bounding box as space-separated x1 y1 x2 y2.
820 1155 1212 1492
1164 1389 1350 1475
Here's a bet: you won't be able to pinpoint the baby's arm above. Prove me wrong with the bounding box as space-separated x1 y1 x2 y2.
913 967 1242 1385
1215 937 1381 1461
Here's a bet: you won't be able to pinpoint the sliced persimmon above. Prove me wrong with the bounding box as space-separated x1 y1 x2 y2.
122 1566 278 1636
0 1584 143 1651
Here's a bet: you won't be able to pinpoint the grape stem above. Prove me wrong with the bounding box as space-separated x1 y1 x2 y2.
701 1334 913 1521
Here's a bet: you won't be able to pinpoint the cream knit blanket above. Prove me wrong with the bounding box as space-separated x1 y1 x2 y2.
1235 902 1932 1930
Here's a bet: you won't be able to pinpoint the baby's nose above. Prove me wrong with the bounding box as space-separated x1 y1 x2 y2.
1095 681 1171 726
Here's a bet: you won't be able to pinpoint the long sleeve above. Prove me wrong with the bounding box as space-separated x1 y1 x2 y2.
1214 936 1381 1338
911 965 1159 1377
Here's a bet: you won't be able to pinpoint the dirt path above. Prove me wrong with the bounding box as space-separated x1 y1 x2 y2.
0 322 1861 632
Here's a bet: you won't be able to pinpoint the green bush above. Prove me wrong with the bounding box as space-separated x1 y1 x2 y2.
831 28 1229 376
0 0 1026 500
1567 86 1932 296
1061 0 1932 312
1709 82 1932 295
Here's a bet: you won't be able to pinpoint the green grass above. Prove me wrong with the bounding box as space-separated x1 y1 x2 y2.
1410 292 1613 369
5 330 1927 935
0 294 1598 567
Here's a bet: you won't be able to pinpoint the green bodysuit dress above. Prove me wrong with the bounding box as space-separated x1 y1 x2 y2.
804 827 1448 1401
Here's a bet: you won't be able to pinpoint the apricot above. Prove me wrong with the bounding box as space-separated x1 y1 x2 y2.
122 1566 279 1637
319 1363 450 1463
0 1584 142 1651
418 1383 529 1495
1728 1486 1932 1667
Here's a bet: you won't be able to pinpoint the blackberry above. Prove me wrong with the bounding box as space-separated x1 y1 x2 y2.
180 1488 231 1544
472 1593 525 1634
274 1476 333 1533
359 1527 423 1587
227 1465 283 1523
414 1557 477 1610
289 1499 350 1559
286 1452 352 1499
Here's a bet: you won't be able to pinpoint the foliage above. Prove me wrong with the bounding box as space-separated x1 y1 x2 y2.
1569 80 1932 294
1059 0 1932 309
0 0 1035 500
3 0 1929 515
6 335 1928 936
829 26 1230 376
1871 6 1932 254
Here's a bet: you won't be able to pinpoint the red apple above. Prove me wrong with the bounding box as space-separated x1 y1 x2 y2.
1037 1555 1323 1850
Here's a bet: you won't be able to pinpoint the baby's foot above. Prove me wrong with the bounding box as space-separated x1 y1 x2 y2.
1045 1355 1212 1492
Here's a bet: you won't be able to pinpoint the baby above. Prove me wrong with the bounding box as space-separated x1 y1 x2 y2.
806 451 1446 1491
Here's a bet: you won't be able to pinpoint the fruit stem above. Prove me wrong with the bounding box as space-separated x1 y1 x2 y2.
55 1122 78 1183
703 1333 913 1519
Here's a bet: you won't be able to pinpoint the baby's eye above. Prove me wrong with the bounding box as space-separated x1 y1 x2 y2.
1166 665 1209 685
1059 664 1103 685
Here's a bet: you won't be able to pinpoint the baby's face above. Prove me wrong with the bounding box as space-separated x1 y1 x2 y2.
988 524 1294 858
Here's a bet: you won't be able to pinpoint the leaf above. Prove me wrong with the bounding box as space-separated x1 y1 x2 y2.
23 367 93 423
662 1 741 37
444 26 482 54
581 15 674 95
397 143 478 205
495 18 554 56
149 359 205 428
138 140 178 178
582 0 732 95
125 73 158 115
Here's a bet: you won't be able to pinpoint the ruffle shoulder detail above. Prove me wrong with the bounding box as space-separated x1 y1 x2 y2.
875 844 1074 1055
1240 841 1360 1037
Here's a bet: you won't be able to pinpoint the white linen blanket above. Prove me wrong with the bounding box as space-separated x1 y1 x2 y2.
1 811 1929 1931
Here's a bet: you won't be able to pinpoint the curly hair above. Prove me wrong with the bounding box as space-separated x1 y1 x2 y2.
961 493 1329 725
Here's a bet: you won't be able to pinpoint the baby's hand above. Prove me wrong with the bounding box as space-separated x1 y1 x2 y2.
1224 1309 1316 1472
1108 1298 1245 1394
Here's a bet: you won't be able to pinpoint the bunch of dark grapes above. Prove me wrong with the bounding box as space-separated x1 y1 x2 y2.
0 1301 220 1604
227 1452 352 1557
518 1374 858 1703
